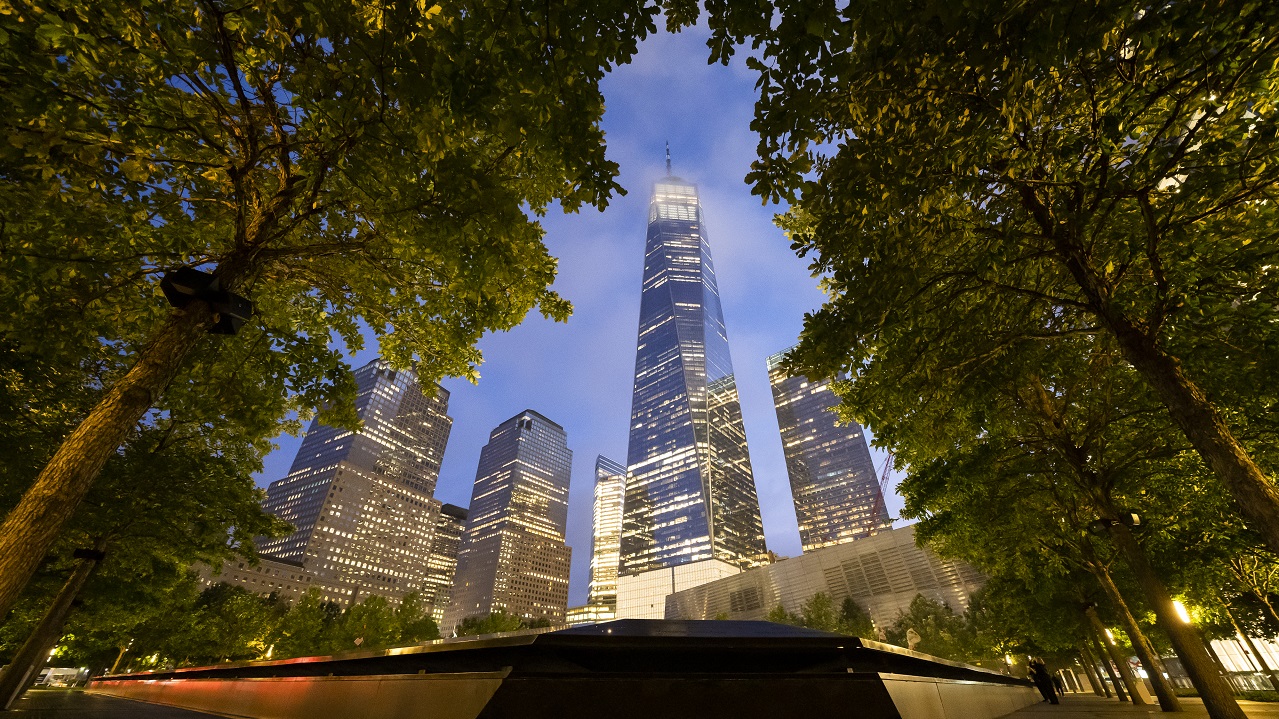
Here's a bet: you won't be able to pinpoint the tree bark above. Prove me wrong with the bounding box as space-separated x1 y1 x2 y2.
1090 624 1129 701
1219 599 1279 691
1040 219 1279 556
1109 326 1279 556
1107 523 1246 719
0 303 213 619
1091 565 1183 711
1087 605 1147 705
0 543 105 709
109 642 130 675
1080 645 1109 697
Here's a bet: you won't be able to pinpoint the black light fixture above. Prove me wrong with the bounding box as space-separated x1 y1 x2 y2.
160 267 254 335
1088 512 1142 534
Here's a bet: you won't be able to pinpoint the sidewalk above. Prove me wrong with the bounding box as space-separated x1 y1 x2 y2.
8 688 216 718
1009 694 1279 718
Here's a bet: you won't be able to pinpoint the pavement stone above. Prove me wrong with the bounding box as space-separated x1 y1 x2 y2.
7 688 217 718
1010 693 1279 718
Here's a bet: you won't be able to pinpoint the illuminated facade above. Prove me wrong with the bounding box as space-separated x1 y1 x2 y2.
665 525 984 629
587 456 625 610
255 359 459 613
620 175 767 582
767 349 890 552
423 504 468 621
444 411 572 633
195 556 359 608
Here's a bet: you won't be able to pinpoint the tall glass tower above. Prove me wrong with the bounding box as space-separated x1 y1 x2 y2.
587 455 625 610
767 348 890 551
443 410 573 632
620 173 767 586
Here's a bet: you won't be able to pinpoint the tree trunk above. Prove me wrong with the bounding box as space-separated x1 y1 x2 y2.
0 303 213 620
1047 234 1279 554
1087 605 1146 705
0 543 105 709
1091 565 1183 711
1219 599 1279 691
1108 523 1246 719
109 643 130 675
1113 330 1279 556
1090 625 1129 701
1080 645 1109 697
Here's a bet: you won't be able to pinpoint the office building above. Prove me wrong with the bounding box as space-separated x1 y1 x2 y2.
195 556 357 607
665 525 984 629
587 456 625 610
444 411 573 632
422 504 469 621
767 348 891 552
617 169 767 618
251 359 459 612
566 456 625 624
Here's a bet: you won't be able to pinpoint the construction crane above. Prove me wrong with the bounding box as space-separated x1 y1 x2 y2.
869 450 895 533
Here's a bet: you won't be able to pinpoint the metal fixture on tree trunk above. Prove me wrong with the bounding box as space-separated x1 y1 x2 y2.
160 267 253 335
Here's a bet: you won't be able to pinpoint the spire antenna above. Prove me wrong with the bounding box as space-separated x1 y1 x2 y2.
665 141 672 176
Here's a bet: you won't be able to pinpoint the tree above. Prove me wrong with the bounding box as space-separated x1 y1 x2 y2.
392 593 442 647
455 611 525 637
799 592 840 633
885 595 973 662
0 0 671 616
766 604 800 626
706 0 1279 557
0 398 288 695
838 597 876 640
877 333 1236 712
134 583 284 666
268 589 343 660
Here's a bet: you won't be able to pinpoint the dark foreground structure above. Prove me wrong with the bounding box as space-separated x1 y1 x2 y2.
89 620 1037 719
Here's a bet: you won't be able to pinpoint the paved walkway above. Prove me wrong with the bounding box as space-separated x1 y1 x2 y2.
7 689 216 718
1010 693 1279 718
11 687 1279 718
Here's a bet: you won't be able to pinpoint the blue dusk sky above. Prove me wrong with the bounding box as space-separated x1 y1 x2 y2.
254 25 907 606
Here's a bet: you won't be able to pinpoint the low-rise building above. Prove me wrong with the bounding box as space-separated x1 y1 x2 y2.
664 525 983 629
195 556 359 607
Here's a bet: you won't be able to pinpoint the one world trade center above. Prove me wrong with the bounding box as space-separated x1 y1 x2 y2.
616 161 767 618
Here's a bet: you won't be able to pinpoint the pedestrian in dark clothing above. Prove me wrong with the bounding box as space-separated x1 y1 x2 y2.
1029 658 1060 705
1052 674 1065 695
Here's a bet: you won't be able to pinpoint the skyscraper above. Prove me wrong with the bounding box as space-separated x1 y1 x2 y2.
444 410 573 632
255 359 459 610
587 456 625 610
767 349 890 551
617 171 767 618
422 503 468 621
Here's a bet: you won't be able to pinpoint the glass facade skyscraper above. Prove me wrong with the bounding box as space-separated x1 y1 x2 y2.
620 176 767 578
767 348 890 551
256 359 460 611
444 410 573 632
587 455 625 610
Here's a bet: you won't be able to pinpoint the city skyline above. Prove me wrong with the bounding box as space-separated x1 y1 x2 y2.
252 27 906 607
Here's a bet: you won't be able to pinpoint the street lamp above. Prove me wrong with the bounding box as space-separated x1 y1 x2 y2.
1173 600 1192 624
